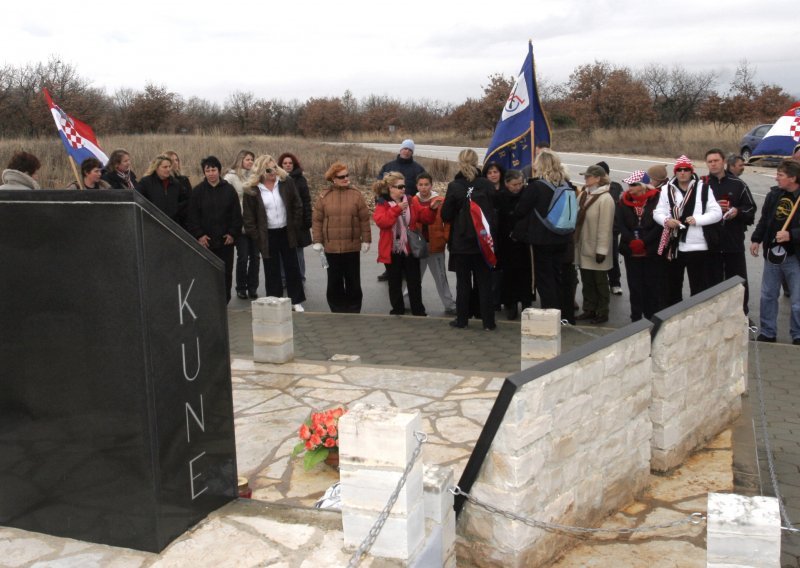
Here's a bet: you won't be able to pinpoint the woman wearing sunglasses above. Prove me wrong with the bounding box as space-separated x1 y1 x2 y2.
311 162 372 313
372 171 436 316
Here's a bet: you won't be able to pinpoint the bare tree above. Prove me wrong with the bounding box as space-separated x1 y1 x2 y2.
640 64 717 123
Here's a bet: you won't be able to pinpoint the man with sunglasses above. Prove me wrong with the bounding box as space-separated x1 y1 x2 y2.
376 139 427 281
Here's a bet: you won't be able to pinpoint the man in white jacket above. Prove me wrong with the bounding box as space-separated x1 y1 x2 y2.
653 155 723 307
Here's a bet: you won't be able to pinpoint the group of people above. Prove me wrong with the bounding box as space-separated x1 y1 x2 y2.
3 140 799 344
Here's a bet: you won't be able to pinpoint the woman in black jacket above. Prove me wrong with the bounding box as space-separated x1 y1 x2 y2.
616 171 663 321
496 169 533 320
187 155 242 303
441 149 497 330
279 152 312 281
137 154 190 227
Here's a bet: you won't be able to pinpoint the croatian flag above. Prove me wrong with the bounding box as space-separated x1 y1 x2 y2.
484 41 551 172
43 88 109 166
751 101 800 161
467 187 496 268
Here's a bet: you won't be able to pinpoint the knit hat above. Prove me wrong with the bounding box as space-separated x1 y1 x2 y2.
673 155 694 173
400 139 415 152
623 170 651 186
595 161 610 174
580 165 607 178
646 164 668 183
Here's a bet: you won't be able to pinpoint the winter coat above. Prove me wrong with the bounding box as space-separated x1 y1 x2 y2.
751 186 800 252
223 170 247 205
575 185 615 270
704 173 757 253
289 168 312 247
378 155 426 197
186 179 242 247
102 170 137 190
440 172 496 255
616 189 662 257
653 176 722 253
373 197 436 264
311 185 371 254
411 192 449 253
136 173 191 227
66 179 111 190
512 178 574 247
0 169 40 189
243 177 303 257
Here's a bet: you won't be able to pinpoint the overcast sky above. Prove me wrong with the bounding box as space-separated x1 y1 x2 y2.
6 0 799 105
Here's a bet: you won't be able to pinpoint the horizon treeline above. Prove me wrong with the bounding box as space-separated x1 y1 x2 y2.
0 57 793 140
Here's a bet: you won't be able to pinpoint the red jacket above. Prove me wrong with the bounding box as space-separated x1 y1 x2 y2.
373 197 435 263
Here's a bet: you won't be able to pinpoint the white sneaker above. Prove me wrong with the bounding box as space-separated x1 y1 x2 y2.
611 286 623 296
293 303 305 313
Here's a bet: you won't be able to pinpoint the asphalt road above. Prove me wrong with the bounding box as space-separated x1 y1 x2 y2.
231 144 796 343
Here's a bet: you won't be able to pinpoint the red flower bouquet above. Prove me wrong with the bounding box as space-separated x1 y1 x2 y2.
291 407 347 471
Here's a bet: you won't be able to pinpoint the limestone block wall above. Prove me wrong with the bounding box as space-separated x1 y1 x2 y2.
649 284 747 472
252 297 294 364
457 325 653 568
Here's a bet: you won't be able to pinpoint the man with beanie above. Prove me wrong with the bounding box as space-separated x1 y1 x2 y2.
647 164 669 189
596 161 624 295
376 139 427 281
704 148 757 314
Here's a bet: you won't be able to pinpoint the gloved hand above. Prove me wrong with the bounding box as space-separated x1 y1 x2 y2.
595 253 606 264
312 243 324 252
361 242 370 254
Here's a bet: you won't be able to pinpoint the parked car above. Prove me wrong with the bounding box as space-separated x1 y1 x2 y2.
739 123 773 161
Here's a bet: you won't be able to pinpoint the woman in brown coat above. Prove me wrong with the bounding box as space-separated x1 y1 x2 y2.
311 162 371 313
242 154 306 311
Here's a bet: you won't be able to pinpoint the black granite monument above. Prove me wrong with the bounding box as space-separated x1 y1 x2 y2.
0 190 238 552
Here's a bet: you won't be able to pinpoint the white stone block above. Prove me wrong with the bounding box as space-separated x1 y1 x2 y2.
338 404 421 468
651 421 683 451
493 413 553 454
340 462 422 514
521 308 561 336
521 336 560 360
707 493 780 568
253 340 293 363
330 354 361 363
252 321 292 344
343 500 425 559
423 464 454 524
251 296 292 323
482 443 548 488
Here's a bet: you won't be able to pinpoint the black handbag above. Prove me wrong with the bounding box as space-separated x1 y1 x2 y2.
401 214 429 259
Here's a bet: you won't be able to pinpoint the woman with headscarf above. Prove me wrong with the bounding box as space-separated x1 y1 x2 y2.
441 149 497 330
136 154 191 227
242 155 306 312
372 171 435 316
225 150 259 299
102 149 137 190
574 164 616 324
311 162 371 313
187 155 242 303
616 170 663 321
279 152 312 282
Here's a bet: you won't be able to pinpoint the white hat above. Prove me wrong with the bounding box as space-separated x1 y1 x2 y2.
400 139 415 152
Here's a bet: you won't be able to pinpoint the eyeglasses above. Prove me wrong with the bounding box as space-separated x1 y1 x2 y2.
264 167 274 174
676 168 692 172
335 173 350 179
393 184 406 190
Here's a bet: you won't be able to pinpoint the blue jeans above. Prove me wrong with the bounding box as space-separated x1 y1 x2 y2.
759 254 800 340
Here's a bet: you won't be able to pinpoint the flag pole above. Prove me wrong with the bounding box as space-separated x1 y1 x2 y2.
68 156 83 189
528 40 535 168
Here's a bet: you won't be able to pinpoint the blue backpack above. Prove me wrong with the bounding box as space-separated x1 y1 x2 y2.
535 180 577 235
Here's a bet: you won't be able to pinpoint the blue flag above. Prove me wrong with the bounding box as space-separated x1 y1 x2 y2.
484 41 551 172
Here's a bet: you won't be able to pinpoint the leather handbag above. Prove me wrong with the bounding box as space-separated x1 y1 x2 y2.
401 214 428 259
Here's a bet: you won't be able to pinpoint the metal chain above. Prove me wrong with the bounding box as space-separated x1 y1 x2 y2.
749 326 797 532
347 431 428 567
450 486 705 536
561 319 602 339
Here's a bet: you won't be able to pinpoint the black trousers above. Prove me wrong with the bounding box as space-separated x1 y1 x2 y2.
607 231 621 287
533 244 566 311
210 244 235 303
624 255 664 321
264 228 305 305
500 241 534 308
387 252 425 315
559 262 577 324
326 251 362 313
708 250 750 314
453 253 494 328
665 250 710 307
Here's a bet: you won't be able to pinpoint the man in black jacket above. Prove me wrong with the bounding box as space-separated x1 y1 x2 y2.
705 148 757 313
